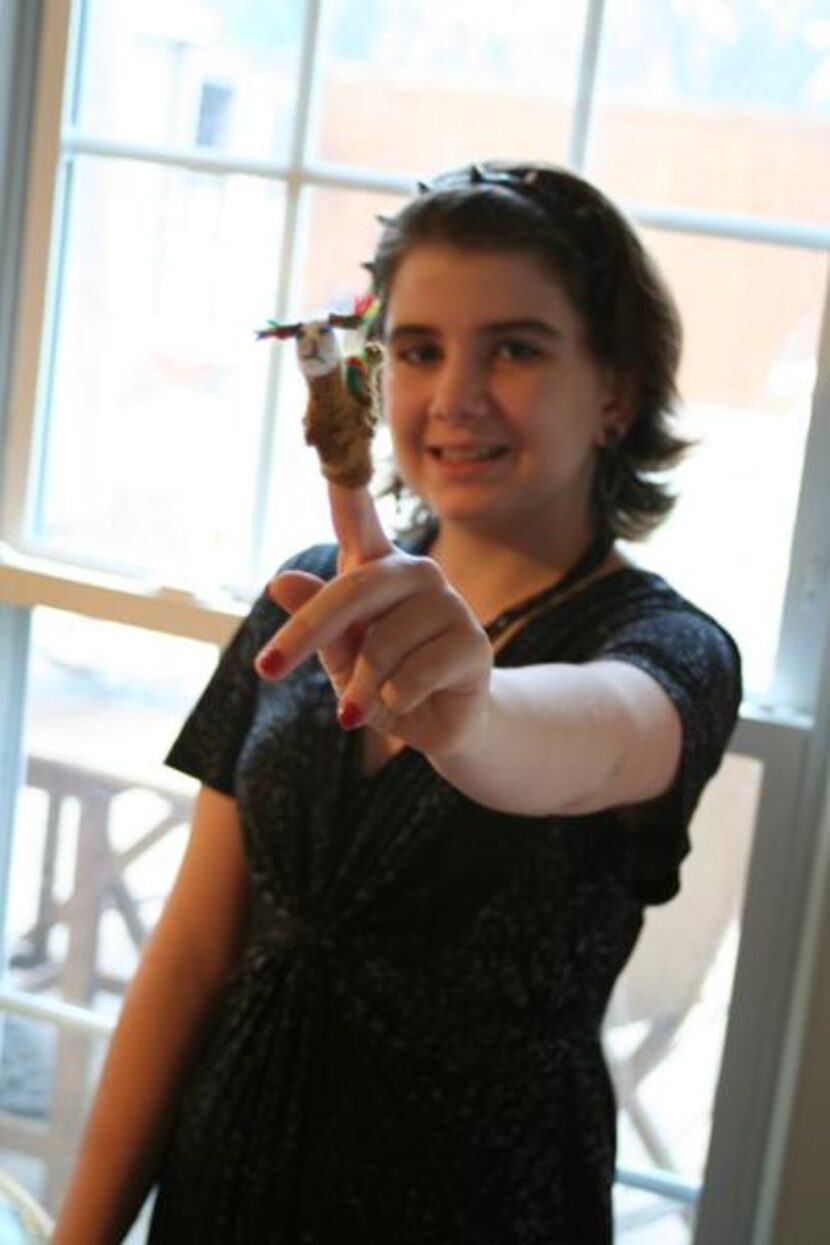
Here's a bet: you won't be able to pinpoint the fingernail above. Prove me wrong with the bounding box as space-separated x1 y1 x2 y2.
256 648 285 678
338 700 364 730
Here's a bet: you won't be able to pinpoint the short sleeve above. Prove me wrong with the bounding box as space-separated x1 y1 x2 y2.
596 602 742 903
164 545 338 796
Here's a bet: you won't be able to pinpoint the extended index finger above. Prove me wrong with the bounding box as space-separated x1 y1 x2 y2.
261 558 410 680
329 481 393 571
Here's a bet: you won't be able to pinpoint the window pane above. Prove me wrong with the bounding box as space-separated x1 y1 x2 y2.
36 157 284 591
4 607 217 996
312 0 589 174
294 185 404 316
75 0 306 162
4 609 216 1011
606 754 763 1240
614 1185 694 1245
1 609 220 1222
590 0 830 225
0 1011 154 1236
1 1014 103 1225
630 234 826 698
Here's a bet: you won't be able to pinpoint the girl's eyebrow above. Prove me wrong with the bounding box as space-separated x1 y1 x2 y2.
385 324 434 343
481 318 563 340
386 318 563 343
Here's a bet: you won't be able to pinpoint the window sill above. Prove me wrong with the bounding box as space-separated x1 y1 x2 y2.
0 542 247 643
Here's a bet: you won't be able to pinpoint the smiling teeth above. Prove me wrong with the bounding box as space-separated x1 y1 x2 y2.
438 446 502 462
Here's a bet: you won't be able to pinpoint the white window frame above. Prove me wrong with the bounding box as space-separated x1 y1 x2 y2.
1 2 830 1240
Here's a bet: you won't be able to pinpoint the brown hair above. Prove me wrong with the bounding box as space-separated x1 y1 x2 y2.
368 161 688 542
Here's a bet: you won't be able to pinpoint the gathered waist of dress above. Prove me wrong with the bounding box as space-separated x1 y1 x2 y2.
244 903 339 957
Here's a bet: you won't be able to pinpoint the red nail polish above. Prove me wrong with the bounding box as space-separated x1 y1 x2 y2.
338 700 364 730
257 648 285 678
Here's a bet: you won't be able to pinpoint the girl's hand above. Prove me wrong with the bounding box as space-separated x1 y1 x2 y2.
254 485 493 759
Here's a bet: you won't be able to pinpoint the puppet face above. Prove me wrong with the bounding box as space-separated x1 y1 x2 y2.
295 321 343 379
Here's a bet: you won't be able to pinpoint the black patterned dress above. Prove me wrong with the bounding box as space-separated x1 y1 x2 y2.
148 545 740 1245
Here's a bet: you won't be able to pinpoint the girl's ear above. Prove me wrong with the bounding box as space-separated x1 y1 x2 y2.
596 372 636 446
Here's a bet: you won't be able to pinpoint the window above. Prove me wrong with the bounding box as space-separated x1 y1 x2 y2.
1 2 829 1241
195 82 234 149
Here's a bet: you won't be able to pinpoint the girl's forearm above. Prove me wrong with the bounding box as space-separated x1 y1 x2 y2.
53 785 247 1244
51 937 230 1244
428 662 681 817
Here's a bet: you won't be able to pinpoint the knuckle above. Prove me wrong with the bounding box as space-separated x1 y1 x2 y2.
356 628 386 675
412 555 445 589
403 661 434 695
386 662 429 711
367 702 397 734
285 611 317 654
380 677 407 715
338 563 372 598
322 649 351 684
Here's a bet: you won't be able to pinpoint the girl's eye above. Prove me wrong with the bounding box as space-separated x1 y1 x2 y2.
494 338 544 362
395 342 442 366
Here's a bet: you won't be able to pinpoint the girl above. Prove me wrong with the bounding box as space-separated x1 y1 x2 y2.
54 162 741 1244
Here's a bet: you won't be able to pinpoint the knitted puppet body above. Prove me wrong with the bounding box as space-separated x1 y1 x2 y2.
258 313 382 488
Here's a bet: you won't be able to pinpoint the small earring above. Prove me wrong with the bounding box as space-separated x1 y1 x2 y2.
392 475 404 522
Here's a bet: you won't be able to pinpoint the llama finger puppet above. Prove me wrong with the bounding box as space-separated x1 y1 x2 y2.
257 300 382 488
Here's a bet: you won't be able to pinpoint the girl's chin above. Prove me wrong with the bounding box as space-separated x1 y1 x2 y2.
427 494 519 533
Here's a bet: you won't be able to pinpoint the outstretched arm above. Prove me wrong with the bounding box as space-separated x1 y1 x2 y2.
256 487 681 818
429 659 681 815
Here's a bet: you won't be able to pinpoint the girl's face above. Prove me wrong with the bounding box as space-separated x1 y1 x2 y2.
382 244 627 549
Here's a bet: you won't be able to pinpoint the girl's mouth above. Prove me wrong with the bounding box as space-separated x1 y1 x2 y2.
428 445 509 463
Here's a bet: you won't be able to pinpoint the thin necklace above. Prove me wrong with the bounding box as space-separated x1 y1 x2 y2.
483 533 613 643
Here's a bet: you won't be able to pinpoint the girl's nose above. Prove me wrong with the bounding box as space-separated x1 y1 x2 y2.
428 354 490 423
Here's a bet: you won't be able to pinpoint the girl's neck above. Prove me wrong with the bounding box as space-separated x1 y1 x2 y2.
428 519 611 623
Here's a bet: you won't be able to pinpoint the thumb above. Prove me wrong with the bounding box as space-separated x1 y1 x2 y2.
267 569 326 614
